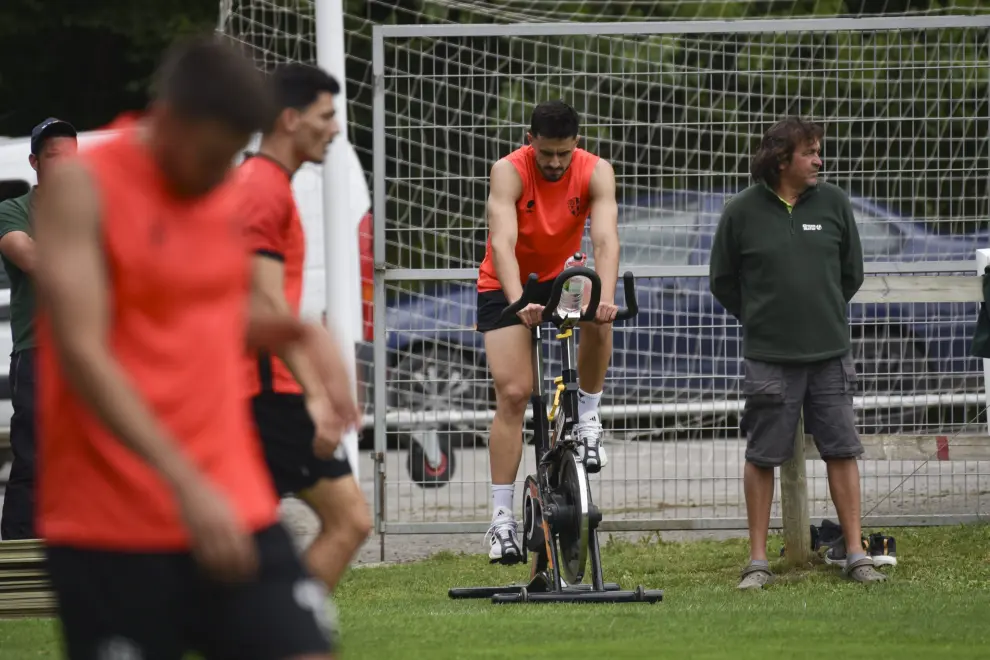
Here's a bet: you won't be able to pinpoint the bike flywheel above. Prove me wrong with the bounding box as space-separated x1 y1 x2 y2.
552 450 590 585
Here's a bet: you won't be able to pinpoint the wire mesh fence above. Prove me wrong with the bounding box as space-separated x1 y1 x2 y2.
215 3 990 535
372 16 990 535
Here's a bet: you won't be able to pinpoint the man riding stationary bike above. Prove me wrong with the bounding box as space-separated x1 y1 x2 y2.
475 100 621 565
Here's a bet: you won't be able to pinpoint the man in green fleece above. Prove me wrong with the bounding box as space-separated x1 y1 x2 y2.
0 118 77 540
710 116 887 587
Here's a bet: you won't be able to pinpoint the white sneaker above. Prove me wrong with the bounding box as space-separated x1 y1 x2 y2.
485 507 522 565
575 415 607 473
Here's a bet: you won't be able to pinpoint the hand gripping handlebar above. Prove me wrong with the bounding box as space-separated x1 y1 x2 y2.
498 268 639 327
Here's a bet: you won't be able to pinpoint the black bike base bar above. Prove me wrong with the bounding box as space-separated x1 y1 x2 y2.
491 587 664 604
447 582 623 599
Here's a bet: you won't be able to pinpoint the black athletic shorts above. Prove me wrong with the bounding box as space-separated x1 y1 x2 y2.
45 523 332 660
252 391 353 496
476 279 555 333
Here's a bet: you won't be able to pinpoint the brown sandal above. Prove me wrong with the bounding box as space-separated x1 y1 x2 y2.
844 556 888 583
737 561 775 590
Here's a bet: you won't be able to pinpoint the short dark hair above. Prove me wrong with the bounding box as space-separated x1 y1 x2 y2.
270 63 341 113
750 116 825 188
151 34 274 135
529 100 580 140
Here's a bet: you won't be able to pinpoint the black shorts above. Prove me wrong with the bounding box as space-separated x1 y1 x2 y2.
252 391 353 496
45 523 332 660
476 279 555 333
740 352 864 468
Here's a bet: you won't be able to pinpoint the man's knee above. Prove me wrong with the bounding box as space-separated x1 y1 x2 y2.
821 453 862 466
344 499 373 544
317 505 370 549
579 322 611 347
494 380 531 416
306 477 371 545
484 326 534 417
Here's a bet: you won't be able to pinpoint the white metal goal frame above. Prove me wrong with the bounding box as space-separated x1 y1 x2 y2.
370 15 990 538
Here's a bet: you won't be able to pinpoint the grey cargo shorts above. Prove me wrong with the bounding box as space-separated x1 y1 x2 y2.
740 352 863 468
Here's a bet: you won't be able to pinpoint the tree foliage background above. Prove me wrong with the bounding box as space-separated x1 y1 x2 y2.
2 0 990 271
334 0 990 269
0 0 221 137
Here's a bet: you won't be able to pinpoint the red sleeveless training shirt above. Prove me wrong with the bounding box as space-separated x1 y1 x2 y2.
35 121 279 550
477 144 599 292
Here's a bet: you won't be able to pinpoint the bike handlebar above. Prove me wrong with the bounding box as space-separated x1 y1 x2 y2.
498 266 639 328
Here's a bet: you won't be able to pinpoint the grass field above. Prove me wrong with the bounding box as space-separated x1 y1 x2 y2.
2 524 990 659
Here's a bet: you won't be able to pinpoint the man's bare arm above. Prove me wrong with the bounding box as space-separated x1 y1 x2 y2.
245 307 306 353
250 256 332 398
249 261 360 434
0 232 36 275
32 161 201 493
487 159 525 302
588 159 620 303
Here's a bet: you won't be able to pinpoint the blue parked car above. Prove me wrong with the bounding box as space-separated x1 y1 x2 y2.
376 190 988 484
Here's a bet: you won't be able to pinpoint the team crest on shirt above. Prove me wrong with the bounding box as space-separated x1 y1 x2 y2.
567 196 581 216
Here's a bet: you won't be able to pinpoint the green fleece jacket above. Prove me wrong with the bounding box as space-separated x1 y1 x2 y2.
709 181 864 363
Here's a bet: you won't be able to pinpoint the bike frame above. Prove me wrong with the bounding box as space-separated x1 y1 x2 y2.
529 320 580 467
525 318 581 591
527 318 609 592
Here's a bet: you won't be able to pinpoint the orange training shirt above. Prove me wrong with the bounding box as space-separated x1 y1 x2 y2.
35 122 279 551
236 154 306 397
477 144 599 292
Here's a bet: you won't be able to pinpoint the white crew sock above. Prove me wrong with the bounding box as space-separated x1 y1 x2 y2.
578 389 602 421
491 485 514 519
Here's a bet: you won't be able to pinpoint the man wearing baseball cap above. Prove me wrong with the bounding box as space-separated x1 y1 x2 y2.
0 117 77 539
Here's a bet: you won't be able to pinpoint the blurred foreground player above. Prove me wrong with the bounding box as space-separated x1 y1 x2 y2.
33 36 338 659
238 62 370 595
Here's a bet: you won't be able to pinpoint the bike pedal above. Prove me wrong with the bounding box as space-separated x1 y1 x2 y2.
582 450 602 474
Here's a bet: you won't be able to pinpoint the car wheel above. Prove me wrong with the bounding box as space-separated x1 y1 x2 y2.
406 430 456 488
393 343 483 410
391 342 487 449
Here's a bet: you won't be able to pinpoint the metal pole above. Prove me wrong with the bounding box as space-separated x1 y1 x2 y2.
371 25 387 543
315 0 359 478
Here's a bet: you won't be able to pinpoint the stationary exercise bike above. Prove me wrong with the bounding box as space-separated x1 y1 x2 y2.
449 261 664 604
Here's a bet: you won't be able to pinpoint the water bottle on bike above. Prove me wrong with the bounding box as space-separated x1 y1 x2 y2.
556 252 590 318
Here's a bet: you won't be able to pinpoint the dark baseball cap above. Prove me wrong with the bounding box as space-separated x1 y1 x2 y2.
31 117 77 155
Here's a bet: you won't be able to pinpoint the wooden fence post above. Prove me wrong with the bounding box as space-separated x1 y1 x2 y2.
780 410 811 566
